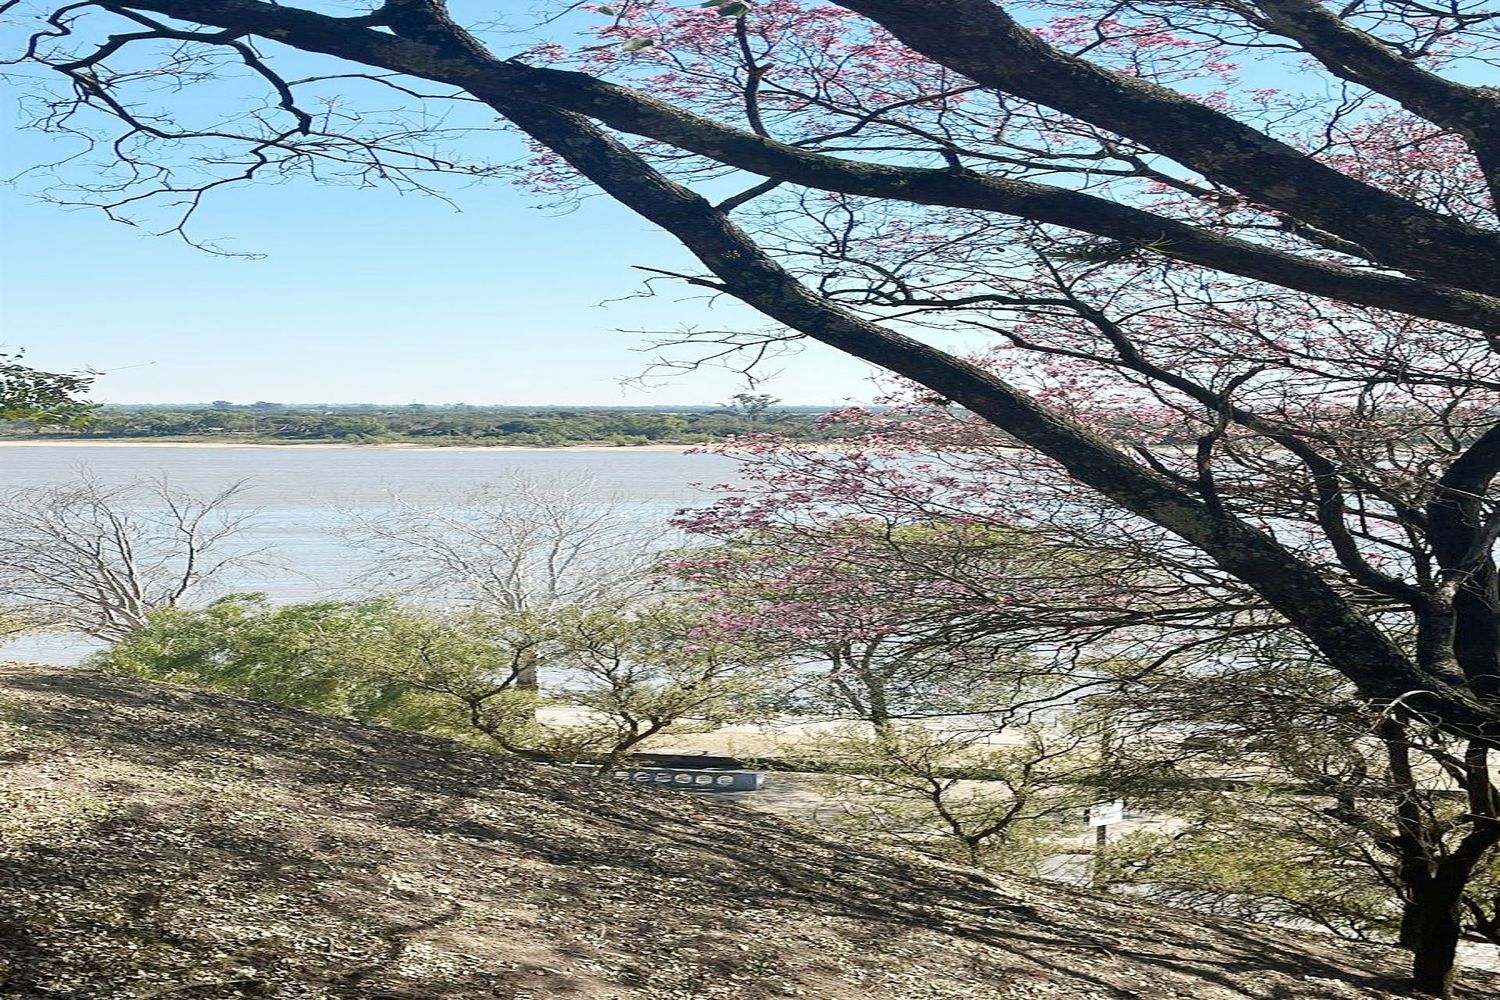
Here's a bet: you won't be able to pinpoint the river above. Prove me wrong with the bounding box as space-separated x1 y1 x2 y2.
0 444 745 664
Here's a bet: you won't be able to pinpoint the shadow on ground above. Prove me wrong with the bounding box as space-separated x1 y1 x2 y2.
0 666 1481 999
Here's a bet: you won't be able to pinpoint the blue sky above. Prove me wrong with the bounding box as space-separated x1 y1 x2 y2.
0 9 880 407
0 0 1353 410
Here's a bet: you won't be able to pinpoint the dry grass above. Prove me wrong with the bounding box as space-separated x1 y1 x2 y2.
0 664 1489 999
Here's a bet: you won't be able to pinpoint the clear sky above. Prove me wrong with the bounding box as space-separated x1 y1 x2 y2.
0 25 880 408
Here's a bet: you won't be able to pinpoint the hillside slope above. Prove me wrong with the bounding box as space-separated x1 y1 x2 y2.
0 666 1486 1000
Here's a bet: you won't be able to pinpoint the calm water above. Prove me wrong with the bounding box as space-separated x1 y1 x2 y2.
0 445 744 664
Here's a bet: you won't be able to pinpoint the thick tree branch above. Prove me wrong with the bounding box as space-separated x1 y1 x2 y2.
831 0 1500 291
92 0 1500 333
1427 424 1500 697
1252 0 1500 206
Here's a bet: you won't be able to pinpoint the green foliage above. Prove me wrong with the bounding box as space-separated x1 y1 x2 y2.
91 595 411 716
3 402 833 446
0 352 94 426
1098 789 1404 940
0 611 33 640
550 602 780 763
90 596 783 766
91 596 556 745
1097 648 1500 946
725 392 779 422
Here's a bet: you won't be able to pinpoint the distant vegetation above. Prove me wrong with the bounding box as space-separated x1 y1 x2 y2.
0 400 1220 449
0 396 840 446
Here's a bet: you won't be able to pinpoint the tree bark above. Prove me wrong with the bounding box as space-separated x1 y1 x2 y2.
1402 871 1468 998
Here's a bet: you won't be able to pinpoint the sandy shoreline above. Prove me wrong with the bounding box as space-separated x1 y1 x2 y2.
0 440 700 454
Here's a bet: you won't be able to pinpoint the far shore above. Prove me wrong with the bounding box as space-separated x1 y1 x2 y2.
0 439 703 454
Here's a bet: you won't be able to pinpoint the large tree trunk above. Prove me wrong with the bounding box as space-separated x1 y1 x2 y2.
1401 871 1469 997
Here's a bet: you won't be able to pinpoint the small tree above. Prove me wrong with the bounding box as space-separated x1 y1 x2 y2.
95 594 408 713
93 595 559 746
548 602 782 772
349 471 665 615
668 515 1067 735
1097 791 1404 940
725 392 780 424
0 476 262 641
1100 648 1500 991
346 471 669 690
803 717 1106 871
345 606 560 757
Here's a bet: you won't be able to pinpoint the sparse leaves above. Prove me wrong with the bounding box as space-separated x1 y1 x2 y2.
797 719 1105 871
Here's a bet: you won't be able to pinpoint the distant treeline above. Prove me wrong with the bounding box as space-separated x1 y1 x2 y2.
0 401 844 446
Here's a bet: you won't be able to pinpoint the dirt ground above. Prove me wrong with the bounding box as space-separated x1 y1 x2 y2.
2 665 1492 999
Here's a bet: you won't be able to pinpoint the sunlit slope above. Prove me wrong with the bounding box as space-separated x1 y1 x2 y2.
0 666 1475 999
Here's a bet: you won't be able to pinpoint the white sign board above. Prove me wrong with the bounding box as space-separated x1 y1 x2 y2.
1088 800 1124 827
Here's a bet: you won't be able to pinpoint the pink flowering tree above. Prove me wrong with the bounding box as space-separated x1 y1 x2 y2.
665 419 1178 724
8 1 1500 993
672 395 1286 662
667 510 1067 733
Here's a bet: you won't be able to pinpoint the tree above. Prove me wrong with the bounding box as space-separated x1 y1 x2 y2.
546 601 781 772
94 595 564 748
799 717 1107 871
347 471 664 615
323 598 779 772
725 392 779 424
8 2 1500 991
94 594 418 714
688 407 1500 991
344 470 669 688
0 351 92 425
1098 646 1500 989
0 476 262 641
343 605 564 756
671 416 1500 988
667 513 1070 734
